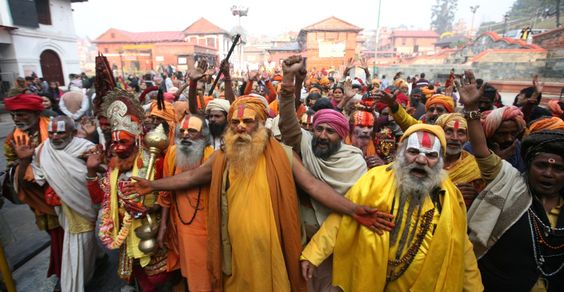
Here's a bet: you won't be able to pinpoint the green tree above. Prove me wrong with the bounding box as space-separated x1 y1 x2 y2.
431 0 459 34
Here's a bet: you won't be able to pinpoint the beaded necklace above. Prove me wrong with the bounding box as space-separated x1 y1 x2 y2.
386 208 435 283
527 208 564 277
173 187 203 225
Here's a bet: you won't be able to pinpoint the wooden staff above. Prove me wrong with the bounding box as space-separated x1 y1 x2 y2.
208 34 241 96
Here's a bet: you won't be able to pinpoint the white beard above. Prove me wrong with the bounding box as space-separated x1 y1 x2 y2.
175 138 206 170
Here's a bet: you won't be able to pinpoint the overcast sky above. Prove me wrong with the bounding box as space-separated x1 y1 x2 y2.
72 0 516 39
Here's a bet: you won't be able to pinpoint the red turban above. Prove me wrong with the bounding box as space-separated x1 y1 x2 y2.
4 94 44 112
481 106 526 138
425 94 455 113
313 109 349 139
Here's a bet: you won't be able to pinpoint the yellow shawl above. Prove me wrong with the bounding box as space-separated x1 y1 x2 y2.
446 150 482 185
332 165 468 291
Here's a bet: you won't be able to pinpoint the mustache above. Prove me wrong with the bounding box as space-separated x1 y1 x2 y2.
406 163 432 176
234 133 252 143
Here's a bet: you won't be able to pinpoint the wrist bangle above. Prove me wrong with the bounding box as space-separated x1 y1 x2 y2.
463 109 481 120
86 175 98 181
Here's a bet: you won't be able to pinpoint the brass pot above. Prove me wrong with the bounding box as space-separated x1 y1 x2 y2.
135 223 159 240
138 238 157 254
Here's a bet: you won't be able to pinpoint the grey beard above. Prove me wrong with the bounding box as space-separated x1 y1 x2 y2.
175 138 206 170
389 148 446 250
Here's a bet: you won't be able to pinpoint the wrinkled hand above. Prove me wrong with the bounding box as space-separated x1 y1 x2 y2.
84 145 104 169
300 260 315 281
491 140 518 160
457 183 478 207
365 155 385 169
12 135 35 160
122 176 154 196
189 60 209 81
344 57 355 72
351 205 395 235
455 70 483 109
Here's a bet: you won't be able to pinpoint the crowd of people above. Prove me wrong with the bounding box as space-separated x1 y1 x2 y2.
2 53 563 292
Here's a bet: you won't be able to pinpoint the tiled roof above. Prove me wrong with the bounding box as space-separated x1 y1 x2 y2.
183 18 229 35
390 30 439 38
302 16 362 32
480 31 543 49
94 28 185 43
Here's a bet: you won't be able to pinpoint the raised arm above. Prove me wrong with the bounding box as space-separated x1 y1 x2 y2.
187 60 211 115
278 55 306 153
457 71 489 159
219 59 235 103
378 89 420 131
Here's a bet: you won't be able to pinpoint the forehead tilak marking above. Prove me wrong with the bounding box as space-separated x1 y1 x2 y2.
421 132 432 149
453 120 460 130
237 104 246 119
181 117 190 129
56 121 66 132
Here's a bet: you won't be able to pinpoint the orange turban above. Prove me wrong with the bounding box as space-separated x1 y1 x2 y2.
319 77 330 86
228 95 269 122
547 100 564 117
435 113 467 131
150 100 177 124
481 106 526 138
425 94 455 113
527 116 564 134
400 124 447 153
394 79 408 89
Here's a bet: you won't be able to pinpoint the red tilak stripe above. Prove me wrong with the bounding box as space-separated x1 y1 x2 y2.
421 132 432 149
453 120 460 130
237 104 245 118
181 117 190 129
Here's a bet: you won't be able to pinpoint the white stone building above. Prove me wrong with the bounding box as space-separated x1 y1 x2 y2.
0 0 85 94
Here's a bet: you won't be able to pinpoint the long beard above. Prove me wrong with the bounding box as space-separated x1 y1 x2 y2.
390 148 446 248
175 138 206 170
223 124 269 178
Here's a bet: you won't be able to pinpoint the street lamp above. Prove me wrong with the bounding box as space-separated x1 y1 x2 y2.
231 5 248 71
469 5 479 37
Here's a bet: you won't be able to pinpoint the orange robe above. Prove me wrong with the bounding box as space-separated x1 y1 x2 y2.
158 145 215 291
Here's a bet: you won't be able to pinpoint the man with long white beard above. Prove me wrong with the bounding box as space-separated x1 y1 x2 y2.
300 124 483 291
157 115 214 291
126 95 392 292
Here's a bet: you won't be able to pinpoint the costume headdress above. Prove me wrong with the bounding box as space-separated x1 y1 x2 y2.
101 89 145 136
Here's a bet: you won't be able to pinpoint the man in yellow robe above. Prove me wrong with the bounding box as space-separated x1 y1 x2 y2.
126 96 393 292
300 124 483 292
434 113 485 208
380 91 484 208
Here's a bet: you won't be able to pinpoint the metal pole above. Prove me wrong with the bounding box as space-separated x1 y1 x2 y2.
373 0 382 77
